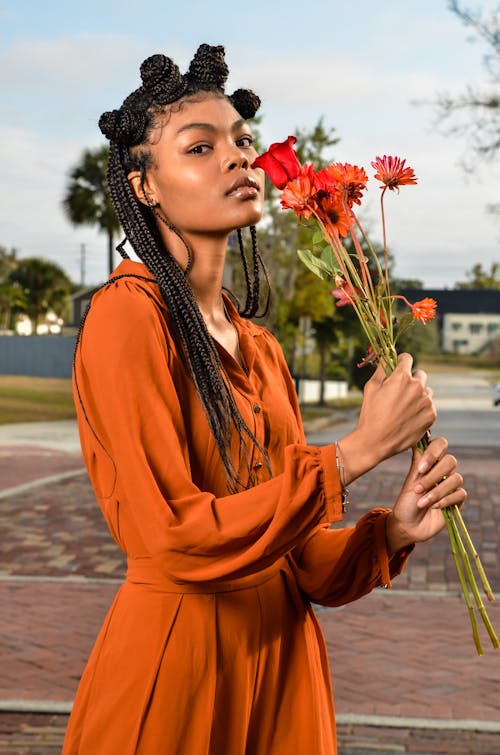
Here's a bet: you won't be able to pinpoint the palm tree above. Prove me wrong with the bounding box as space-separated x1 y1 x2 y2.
9 258 72 331
63 146 121 277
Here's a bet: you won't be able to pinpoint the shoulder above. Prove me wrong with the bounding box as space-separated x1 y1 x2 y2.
79 260 171 363
85 261 165 333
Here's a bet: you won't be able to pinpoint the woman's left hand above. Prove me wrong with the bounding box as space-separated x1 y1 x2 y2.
385 436 468 554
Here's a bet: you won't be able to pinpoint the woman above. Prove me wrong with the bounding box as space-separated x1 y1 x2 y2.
63 44 467 754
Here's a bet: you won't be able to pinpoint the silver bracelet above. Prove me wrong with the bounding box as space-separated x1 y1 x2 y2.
335 442 349 513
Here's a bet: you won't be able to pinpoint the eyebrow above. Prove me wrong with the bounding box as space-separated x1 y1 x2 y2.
175 118 247 136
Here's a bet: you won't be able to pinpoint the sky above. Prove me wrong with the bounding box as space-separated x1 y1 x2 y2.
2 0 500 288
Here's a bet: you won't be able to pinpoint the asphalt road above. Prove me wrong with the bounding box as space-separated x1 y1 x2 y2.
307 370 500 448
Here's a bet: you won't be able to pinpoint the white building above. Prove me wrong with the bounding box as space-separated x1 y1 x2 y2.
399 288 500 355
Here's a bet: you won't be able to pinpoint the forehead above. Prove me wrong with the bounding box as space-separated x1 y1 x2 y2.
160 93 245 136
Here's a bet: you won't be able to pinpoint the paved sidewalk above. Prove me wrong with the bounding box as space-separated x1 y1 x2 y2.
0 422 499 753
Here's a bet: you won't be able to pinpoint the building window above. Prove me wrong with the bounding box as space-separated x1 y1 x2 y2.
451 322 462 331
487 322 499 333
469 323 483 334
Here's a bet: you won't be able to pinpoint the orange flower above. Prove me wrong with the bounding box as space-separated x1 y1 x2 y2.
323 162 368 206
371 155 417 191
410 297 437 323
315 190 353 237
280 164 316 219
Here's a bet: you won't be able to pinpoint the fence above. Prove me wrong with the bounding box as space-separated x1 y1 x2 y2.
0 336 76 378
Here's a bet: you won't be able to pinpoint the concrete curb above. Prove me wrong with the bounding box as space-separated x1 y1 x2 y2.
336 713 500 734
1 701 499 735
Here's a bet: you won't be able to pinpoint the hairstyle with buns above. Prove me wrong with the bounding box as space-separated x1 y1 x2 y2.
91 44 270 492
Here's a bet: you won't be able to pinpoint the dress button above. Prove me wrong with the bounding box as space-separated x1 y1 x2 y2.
253 404 261 414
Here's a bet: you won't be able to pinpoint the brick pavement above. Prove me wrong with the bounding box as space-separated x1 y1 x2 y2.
1 429 499 753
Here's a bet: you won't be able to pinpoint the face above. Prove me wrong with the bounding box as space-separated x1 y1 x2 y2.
130 94 265 239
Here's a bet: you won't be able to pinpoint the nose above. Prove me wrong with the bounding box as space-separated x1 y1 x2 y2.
222 144 249 172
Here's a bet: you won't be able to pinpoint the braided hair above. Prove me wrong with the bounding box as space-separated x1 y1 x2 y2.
97 44 270 493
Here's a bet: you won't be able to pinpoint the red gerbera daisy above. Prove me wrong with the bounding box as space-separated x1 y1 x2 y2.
280 165 317 219
324 162 368 206
371 155 417 191
315 191 353 237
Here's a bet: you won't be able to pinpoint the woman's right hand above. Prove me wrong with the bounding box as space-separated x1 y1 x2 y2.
337 353 436 484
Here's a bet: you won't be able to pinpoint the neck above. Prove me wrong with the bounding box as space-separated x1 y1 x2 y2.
188 237 228 318
158 223 229 319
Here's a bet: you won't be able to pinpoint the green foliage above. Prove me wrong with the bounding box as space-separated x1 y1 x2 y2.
63 145 120 277
294 118 340 168
455 261 500 289
239 118 344 370
9 257 72 329
397 318 441 364
0 246 21 329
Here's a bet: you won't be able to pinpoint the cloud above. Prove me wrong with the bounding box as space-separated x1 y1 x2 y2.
2 27 499 289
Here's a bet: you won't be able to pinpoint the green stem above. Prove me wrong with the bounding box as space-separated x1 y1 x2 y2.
446 509 499 650
453 506 495 602
444 511 483 655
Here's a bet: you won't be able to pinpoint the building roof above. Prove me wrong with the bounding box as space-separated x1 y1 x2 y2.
399 288 500 316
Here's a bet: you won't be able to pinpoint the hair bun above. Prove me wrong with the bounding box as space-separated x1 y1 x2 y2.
98 108 148 146
229 89 261 119
186 44 229 90
140 54 186 103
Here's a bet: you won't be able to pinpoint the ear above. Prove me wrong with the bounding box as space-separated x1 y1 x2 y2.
127 170 158 207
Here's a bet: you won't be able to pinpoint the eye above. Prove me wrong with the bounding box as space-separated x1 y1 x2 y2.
236 135 254 148
188 143 211 155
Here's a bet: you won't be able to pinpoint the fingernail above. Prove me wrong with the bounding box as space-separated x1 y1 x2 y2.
414 482 424 494
418 461 429 474
418 495 430 507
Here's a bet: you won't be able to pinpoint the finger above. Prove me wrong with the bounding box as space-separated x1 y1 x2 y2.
430 487 468 511
415 452 456 492
416 438 449 476
416 471 464 508
396 352 413 374
412 368 428 388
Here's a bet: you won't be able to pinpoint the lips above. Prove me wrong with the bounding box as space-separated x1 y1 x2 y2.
226 176 259 196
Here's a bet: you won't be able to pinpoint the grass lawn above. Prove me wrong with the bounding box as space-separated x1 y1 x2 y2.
0 375 76 425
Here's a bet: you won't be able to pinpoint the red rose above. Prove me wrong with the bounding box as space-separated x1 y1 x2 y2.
251 135 302 189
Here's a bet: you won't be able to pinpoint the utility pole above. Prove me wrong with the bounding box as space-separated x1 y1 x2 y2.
80 243 86 287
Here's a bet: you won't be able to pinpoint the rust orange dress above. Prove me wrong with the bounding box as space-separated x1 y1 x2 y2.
63 259 411 755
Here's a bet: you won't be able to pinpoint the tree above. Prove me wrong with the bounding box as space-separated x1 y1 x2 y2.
434 1 500 167
63 146 121 277
0 246 20 329
455 260 500 288
9 257 72 331
250 118 342 369
228 117 383 399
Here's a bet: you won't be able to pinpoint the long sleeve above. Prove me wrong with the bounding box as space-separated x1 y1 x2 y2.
290 510 414 607
73 274 344 584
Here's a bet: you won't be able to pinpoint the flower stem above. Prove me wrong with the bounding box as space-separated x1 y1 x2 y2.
453 506 495 602
416 432 498 652
443 510 483 655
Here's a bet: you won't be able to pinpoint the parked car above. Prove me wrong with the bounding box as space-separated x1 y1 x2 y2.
494 383 500 407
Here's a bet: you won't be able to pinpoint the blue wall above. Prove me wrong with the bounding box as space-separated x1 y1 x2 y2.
0 336 76 378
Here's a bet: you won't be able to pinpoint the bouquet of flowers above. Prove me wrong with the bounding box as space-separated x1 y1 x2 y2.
252 136 498 654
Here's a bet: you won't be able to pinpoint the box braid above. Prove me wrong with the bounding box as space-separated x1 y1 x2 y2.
92 44 271 493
